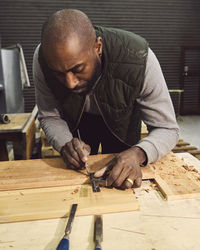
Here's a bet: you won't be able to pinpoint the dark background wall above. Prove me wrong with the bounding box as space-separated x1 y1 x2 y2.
0 0 200 114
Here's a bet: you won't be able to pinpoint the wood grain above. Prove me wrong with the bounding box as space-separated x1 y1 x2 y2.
23 118 36 159
0 184 139 223
150 152 200 200
1 152 200 223
0 154 155 191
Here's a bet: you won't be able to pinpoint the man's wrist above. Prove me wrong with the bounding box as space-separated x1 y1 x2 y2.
133 146 148 166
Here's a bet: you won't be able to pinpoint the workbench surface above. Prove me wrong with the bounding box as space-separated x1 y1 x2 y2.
0 153 200 250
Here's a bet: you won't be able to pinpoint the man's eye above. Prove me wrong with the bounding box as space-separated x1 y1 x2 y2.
72 66 84 74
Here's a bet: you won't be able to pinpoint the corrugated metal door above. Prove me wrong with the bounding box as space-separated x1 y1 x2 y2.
0 0 200 113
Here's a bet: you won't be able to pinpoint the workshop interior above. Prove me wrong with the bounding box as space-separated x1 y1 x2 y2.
0 1 200 250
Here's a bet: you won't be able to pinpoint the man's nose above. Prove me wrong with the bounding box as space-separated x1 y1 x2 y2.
65 72 79 89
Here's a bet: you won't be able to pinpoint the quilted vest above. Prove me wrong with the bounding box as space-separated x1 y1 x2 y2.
38 26 148 146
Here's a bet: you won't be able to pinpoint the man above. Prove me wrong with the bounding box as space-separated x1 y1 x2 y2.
33 9 179 189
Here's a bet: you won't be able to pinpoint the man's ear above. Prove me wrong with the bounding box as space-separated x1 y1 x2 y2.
95 36 103 56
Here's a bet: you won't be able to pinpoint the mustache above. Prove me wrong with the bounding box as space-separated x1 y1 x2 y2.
72 82 89 91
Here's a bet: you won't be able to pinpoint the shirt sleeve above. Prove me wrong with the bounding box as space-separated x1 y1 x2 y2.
33 44 73 153
135 48 179 164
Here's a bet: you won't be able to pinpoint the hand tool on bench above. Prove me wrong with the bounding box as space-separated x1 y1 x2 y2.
94 215 103 250
56 203 78 250
90 157 117 192
77 129 116 192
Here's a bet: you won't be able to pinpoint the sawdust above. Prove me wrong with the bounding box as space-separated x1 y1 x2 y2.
182 164 198 173
150 183 157 189
181 163 200 182
71 188 79 195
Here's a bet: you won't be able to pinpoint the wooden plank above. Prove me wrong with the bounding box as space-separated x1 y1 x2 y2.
176 141 190 146
1 153 200 250
0 184 139 223
23 118 35 159
0 154 155 191
195 155 200 160
151 152 200 200
173 146 197 152
0 113 31 133
188 150 200 155
176 152 200 172
141 122 148 139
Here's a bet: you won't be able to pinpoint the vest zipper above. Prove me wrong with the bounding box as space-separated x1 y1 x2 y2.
93 93 131 147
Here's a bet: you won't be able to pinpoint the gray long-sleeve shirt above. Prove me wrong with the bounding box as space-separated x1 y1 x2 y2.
33 44 179 164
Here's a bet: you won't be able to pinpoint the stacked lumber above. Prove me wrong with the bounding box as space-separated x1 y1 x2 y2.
172 139 200 160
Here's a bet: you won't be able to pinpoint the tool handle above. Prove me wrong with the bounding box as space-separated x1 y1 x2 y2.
56 238 69 250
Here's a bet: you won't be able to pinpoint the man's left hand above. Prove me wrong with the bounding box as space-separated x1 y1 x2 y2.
94 147 147 189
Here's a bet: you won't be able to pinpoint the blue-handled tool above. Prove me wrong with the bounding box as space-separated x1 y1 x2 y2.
94 215 103 250
56 204 78 250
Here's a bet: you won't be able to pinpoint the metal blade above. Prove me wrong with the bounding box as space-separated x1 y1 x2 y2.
65 204 78 236
90 173 100 192
94 215 103 246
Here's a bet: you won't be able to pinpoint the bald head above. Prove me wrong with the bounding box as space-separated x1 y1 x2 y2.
41 9 96 52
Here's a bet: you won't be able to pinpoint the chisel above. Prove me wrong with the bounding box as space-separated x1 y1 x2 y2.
56 204 78 250
94 215 103 250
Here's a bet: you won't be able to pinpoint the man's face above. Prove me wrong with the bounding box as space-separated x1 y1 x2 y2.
43 35 102 94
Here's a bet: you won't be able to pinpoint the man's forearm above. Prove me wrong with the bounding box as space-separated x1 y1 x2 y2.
39 116 73 153
135 127 179 164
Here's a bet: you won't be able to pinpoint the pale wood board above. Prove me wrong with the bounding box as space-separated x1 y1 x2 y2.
1 153 200 250
141 121 148 138
150 152 200 200
0 184 139 223
1 152 200 224
0 113 31 133
24 118 36 159
0 154 155 191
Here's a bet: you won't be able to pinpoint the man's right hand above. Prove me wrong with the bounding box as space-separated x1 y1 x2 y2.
61 138 91 170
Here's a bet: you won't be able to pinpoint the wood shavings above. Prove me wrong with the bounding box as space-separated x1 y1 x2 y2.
71 188 79 195
182 164 198 173
150 183 157 189
174 183 181 186
144 188 150 193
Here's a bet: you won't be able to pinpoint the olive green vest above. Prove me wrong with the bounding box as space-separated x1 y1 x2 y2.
38 26 148 146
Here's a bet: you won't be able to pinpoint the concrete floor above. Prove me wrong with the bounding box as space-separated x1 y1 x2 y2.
177 115 200 150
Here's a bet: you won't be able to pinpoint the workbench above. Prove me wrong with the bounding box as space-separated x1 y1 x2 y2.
0 110 36 161
0 152 200 250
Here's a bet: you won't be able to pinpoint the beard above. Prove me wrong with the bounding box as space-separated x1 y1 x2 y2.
72 55 102 95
